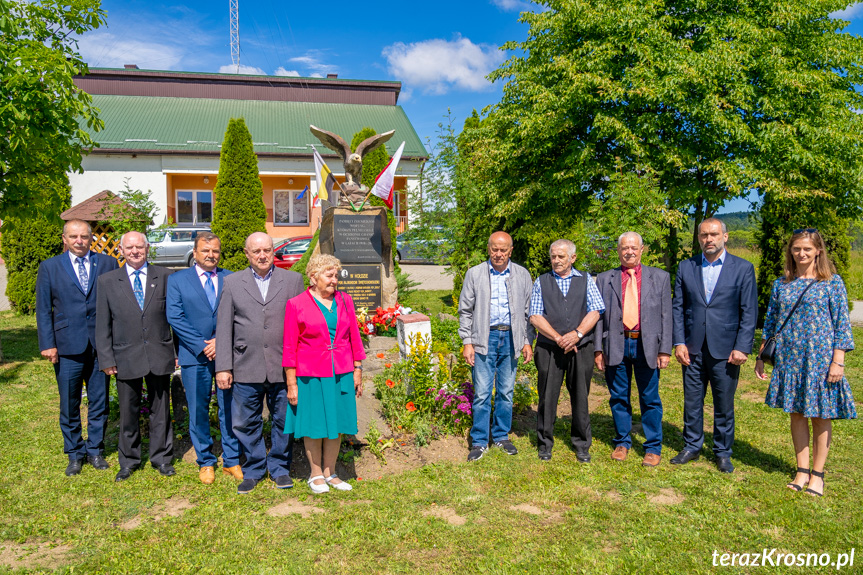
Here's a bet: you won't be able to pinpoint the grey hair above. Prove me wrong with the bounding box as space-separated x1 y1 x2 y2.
549 239 576 257
120 230 148 247
617 231 644 247
63 219 92 235
699 217 727 234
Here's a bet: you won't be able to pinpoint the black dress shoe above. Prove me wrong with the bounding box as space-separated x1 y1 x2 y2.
115 467 135 482
65 458 85 476
538 450 552 461
152 463 176 477
670 449 700 465
716 457 734 474
87 454 110 470
273 475 294 489
238 478 259 494
575 450 591 463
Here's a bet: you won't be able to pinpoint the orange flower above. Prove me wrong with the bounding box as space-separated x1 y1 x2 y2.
376 352 385 359
385 363 392 368
386 379 395 388
406 401 417 412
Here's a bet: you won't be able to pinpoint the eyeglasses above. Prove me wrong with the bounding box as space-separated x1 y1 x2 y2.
793 228 819 234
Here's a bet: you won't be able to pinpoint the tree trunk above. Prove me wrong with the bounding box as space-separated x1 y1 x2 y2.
692 196 705 254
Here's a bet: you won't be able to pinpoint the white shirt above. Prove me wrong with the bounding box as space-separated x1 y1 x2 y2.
195 264 218 292
125 263 148 292
68 251 90 280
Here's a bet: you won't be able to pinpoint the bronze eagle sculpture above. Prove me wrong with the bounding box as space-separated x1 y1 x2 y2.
309 125 395 198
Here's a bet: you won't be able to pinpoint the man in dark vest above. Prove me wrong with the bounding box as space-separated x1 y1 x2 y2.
529 239 604 462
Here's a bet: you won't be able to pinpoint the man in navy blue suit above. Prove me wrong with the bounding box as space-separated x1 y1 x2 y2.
671 218 757 473
167 232 242 485
36 219 119 476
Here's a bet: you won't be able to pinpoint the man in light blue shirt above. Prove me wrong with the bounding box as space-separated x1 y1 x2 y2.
458 232 534 461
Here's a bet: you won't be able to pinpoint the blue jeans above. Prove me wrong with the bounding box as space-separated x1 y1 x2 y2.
470 329 518 447
54 343 108 460
231 380 294 480
605 338 663 454
181 363 241 468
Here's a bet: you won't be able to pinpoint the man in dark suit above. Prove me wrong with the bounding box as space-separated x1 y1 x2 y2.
671 218 758 473
36 219 119 476
595 232 672 467
167 231 242 485
95 230 176 481
216 232 304 494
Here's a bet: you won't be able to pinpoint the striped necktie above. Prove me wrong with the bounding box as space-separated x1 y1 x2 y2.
76 257 89 292
205 271 217 310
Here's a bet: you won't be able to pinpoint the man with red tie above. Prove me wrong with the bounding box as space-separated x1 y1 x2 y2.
594 232 672 467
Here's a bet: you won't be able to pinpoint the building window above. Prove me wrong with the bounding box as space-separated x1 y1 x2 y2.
176 190 212 225
274 189 309 226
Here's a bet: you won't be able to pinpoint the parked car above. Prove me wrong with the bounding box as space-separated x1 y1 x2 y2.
147 227 210 267
274 235 313 269
395 226 450 264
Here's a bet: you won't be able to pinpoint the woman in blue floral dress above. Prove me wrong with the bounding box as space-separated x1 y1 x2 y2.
755 229 855 497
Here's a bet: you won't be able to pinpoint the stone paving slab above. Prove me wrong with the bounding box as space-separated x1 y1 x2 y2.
849 301 863 326
400 264 452 291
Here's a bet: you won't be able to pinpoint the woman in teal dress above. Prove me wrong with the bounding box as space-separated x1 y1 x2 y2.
755 229 856 497
283 254 365 493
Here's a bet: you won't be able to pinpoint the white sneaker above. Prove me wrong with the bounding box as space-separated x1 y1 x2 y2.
325 474 353 491
309 475 330 494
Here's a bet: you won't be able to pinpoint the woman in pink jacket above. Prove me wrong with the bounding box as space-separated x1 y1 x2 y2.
283 253 365 493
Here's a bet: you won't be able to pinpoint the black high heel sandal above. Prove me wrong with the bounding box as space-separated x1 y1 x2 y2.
786 467 810 492
805 469 825 497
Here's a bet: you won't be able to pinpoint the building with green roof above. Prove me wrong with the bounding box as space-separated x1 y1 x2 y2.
71 67 428 239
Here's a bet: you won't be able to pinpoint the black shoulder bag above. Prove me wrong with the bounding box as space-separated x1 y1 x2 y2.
759 280 817 366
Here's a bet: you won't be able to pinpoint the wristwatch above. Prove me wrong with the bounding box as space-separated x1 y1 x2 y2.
354 364 363 371
575 330 584 339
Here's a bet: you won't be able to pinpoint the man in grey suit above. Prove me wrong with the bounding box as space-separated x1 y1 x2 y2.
458 231 533 462
595 232 672 467
216 232 304 494
95 231 175 482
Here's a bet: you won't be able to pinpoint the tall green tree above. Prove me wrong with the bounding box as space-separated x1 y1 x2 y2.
467 0 863 259
211 118 267 271
0 0 106 221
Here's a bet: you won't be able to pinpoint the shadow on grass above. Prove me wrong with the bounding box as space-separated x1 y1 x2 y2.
514 406 792 473
0 325 42 363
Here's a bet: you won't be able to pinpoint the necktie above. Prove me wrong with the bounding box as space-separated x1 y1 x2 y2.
205 271 217 310
623 268 638 329
76 257 89 292
133 270 145 310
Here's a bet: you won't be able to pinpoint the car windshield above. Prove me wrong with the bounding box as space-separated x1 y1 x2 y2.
146 230 166 243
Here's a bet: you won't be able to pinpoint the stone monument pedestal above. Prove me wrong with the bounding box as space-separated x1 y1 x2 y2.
319 205 397 310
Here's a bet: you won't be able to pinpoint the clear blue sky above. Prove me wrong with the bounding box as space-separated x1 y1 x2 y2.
77 0 863 214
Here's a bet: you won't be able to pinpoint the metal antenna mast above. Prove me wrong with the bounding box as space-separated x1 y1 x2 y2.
229 0 240 71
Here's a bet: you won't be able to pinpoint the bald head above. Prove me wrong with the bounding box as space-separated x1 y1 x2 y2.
487 230 514 272
120 231 148 270
488 231 513 248
244 232 274 276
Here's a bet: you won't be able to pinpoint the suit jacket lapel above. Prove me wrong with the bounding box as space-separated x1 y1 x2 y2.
143 266 159 313
709 253 733 301
242 271 265 305
119 266 139 309
60 253 86 295
86 251 101 296
609 268 621 303
214 268 229 312
693 256 707 305
264 273 285 305
187 267 211 309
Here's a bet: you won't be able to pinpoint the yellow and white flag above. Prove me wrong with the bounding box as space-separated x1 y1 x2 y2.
312 147 339 208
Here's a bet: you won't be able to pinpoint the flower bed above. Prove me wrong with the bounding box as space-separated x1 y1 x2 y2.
356 304 411 337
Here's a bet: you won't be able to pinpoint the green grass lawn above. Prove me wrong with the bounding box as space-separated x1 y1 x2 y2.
1 309 862 574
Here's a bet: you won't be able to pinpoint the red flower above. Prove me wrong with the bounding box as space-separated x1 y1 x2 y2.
385 363 392 368
376 352 385 359
406 401 417 412
386 379 395 388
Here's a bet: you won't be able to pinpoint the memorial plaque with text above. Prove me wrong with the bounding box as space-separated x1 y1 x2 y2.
333 214 382 263
338 265 383 310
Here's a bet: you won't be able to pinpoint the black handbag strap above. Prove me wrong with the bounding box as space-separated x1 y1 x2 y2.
774 279 817 336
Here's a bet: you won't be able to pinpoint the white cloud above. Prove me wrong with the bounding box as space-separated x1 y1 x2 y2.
382 36 504 94
218 64 266 75
831 2 863 19
288 53 338 76
275 67 300 77
76 32 184 70
491 0 532 11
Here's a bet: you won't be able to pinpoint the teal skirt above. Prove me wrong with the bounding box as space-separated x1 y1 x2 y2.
284 371 358 439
